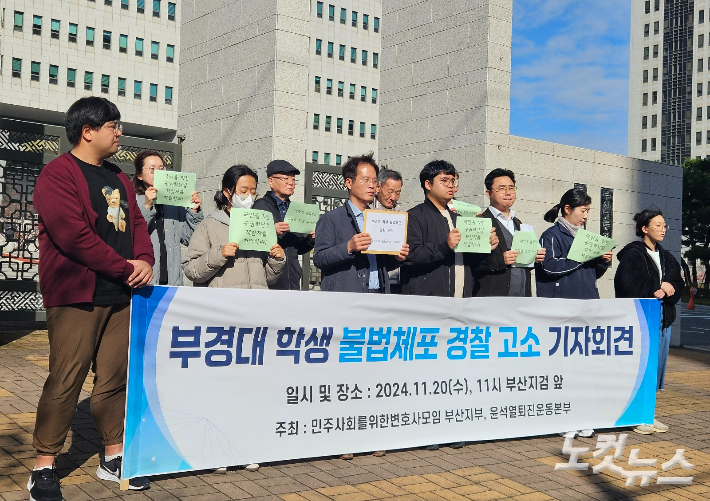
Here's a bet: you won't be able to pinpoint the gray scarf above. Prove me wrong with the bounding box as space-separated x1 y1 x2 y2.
556 215 581 237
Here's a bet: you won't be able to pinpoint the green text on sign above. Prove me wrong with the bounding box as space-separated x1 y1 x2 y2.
229 209 278 252
284 202 320 234
455 217 492 253
153 170 196 207
567 228 616 263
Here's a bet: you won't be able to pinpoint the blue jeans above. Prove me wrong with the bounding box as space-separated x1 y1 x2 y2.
657 326 671 391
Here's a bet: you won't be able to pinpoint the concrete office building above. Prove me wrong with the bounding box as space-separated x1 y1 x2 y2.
0 0 179 139
628 0 710 165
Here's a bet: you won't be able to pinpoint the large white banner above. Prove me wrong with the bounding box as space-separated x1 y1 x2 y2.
124 286 661 479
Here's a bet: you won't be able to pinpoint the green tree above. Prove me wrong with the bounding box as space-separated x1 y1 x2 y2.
682 158 710 286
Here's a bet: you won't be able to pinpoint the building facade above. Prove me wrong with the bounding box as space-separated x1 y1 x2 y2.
0 0 179 139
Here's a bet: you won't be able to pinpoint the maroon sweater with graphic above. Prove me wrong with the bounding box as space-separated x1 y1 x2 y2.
34 153 154 307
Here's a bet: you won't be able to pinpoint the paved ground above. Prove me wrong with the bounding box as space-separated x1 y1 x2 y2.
2 323 710 501
680 303 710 349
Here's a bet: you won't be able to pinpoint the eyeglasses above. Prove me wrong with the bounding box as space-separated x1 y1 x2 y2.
355 177 378 186
649 224 668 231
437 177 459 187
147 166 165 173
491 185 516 194
271 175 296 185
104 121 123 134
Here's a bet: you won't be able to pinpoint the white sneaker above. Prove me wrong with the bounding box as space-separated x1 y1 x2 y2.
214 467 228 474
652 419 669 433
578 429 595 437
245 463 259 471
560 431 578 438
634 424 655 435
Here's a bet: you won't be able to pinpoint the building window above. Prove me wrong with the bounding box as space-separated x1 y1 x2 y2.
653 45 658 58
351 47 356 63
336 154 342 166
49 65 59 85
85 71 93 90
373 53 379 69
51 19 60 39
138 0 145 14
337 118 343 134
312 151 318 163
644 24 649 37
328 4 334 21
122 0 129 10
652 91 657 104
641 139 647 152
328 42 334 58
326 79 332 95
700 34 705 48
316 39 322 55
13 11 23 32
106 0 113 6
642 116 648 129
153 0 161 17
339 44 345 61
371 124 377 140
352 11 357 27
134 80 142 99
654 21 659 34
313 114 320 130
118 77 126 96
316 1 323 18
643 70 648 83
30 61 40 82
324 153 331 165
643 93 648 106
340 7 346 24
165 86 173 104
349 83 355 99
338 81 344 97
699 83 704 97
374 17 380 33
348 120 354 136
359 122 365 138
325 116 331 132
697 107 702 121
361 86 366 102
651 138 657 151
101 74 110 94
136 38 144 56
150 83 158 102
372 88 378 104
699 58 704 73
701 10 705 23
653 67 658 81
654 0 659 11
9 58 20 80
315 76 321 92
167 44 175 62
643 47 649 60
87 27 95 46
362 50 368 66
69 23 78 43
652 114 657 128
363 14 369 30
645 1 650 14
697 132 702 145
103 31 112 50
33 15 42 36
707 131 710 144
120 34 128 53
168 2 176 20
67 68 76 87
151 41 159 59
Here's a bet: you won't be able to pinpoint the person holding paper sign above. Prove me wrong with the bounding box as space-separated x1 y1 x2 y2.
615 208 683 435
402 161 498 298
183 165 284 294
252 160 314 290
373 168 405 293
474 169 545 297
133 151 203 286
536 189 611 299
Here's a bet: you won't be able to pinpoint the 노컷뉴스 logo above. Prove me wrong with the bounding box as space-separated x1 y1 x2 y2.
556 434 693 486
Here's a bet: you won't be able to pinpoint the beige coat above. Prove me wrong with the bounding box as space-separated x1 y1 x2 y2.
182 211 285 289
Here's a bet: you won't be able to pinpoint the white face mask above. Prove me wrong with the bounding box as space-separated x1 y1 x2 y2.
231 193 254 209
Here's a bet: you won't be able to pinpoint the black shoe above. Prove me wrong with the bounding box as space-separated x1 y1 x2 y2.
27 466 62 501
96 455 150 491
425 444 440 451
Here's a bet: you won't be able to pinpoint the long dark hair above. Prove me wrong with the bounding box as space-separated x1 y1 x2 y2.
214 165 258 210
132 150 165 195
544 188 592 223
633 207 663 237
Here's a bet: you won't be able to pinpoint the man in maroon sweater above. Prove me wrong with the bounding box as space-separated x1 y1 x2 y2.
29 97 154 501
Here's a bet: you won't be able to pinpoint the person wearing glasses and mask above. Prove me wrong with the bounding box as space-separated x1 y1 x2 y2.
252 160 315 290
474 169 545 297
182 165 285 292
614 208 683 435
133 150 203 286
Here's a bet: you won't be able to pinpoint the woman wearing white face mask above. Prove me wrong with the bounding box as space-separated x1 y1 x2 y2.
182 165 285 289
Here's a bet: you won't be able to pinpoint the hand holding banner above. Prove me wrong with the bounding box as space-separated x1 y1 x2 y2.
153 170 197 207
451 200 482 217
284 202 320 234
363 210 408 255
228 209 277 251
455 217 492 253
567 228 616 263
512 230 539 266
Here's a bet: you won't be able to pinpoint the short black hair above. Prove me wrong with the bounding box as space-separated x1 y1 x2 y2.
65 97 121 146
378 168 403 185
484 168 516 191
634 208 664 237
342 152 379 182
214 165 258 209
420 160 456 193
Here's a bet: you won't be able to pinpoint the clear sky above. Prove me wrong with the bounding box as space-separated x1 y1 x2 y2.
510 0 631 156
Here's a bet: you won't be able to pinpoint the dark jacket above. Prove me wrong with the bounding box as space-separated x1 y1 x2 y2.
313 203 397 293
473 208 532 297
401 199 476 297
614 241 683 328
34 153 155 307
535 221 610 299
252 192 314 290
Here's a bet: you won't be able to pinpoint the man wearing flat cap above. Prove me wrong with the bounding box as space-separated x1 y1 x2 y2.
252 160 315 290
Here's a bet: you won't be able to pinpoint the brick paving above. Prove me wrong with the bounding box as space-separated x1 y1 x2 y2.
2 323 710 501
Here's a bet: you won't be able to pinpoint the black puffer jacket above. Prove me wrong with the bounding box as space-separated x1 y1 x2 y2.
614 241 683 328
